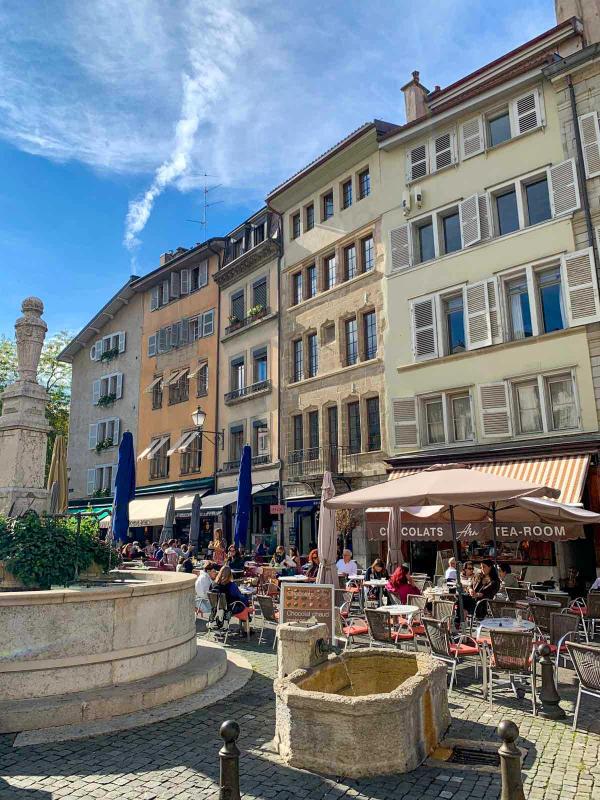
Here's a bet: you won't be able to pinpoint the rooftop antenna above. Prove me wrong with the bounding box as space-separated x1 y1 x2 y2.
186 172 224 238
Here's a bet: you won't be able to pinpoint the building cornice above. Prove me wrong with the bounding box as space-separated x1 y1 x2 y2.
214 238 279 288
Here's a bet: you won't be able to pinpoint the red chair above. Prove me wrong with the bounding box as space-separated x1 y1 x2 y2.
423 616 482 691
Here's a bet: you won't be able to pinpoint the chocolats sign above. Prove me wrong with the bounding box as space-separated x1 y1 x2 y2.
280 583 335 641
367 520 584 542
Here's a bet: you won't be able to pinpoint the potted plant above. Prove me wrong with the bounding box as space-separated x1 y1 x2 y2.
248 304 265 319
100 346 120 363
97 393 117 407
95 437 114 453
92 488 111 498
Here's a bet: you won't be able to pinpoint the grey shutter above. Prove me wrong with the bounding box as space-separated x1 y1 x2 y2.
479 382 511 437
158 327 169 353
253 278 267 308
460 116 484 159
170 271 180 298
118 331 126 352
549 158 580 217
180 268 190 295
94 340 103 361
411 296 438 360
487 278 503 344
113 418 120 445
510 89 541 136
170 323 180 348
147 333 157 357
115 373 123 399
392 398 418 448
179 318 189 345
478 194 491 241
407 143 428 181
111 465 117 495
579 112 600 178
464 280 492 350
150 286 160 311
390 224 411 271
92 379 101 404
88 423 98 449
161 280 169 305
202 309 215 336
433 131 454 171
561 248 600 326
459 194 481 247
87 469 96 496
199 260 208 287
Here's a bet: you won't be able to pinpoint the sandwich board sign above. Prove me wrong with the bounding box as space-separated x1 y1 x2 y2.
279 582 335 642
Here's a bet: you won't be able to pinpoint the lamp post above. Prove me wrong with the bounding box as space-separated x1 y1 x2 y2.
191 406 224 450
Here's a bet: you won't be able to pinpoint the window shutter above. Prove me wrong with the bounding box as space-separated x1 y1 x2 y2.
92 379 101 404
88 423 98 449
561 247 600 326
479 382 511 437
179 318 189 345
464 280 492 350
170 271 180 298
478 194 491 241
411 296 438 360
150 286 160 311
460 116 484 159
161 280 169 305
170 324 180 348
199 260 208 286
148 333 157 357
579 112 600 178
111 466 117 495
113 418 120 445
115 373 123 399
157 327 167 353
486 278 503 344
549 158 580 217
392 398 418 448
459 194 481 247
87 469 96 496
95 340 103 360
180 268 190 295
433 131 454 171
118 331 126 352
203 309 215 336
389 224 411 271
407 143 428 181
510 89 541 136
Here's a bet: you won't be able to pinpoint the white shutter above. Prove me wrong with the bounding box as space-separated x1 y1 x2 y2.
407 143 428 181
411 296 438 360
147 333 157 357
180 268 190 295
464 281 492 350
161 280 170 305
433 131 454 171
150 286 160 311
89 423 98 449
459 194 481 247
479 382 511 438
118 331 126 352
113 418 120 445
561 247 600 326
478 194 491 241
199 260 208 286
94 340 103 361
549 158 580 217
111 466 117 495
487 278 503 344
115 373 123 399
92 379 101 404
392 398 418 448
170 271 180 298
579 112 600 178
510 89 541 136
87 469 96 496
389 224 411 271
202 309 215 336
460 116 484 159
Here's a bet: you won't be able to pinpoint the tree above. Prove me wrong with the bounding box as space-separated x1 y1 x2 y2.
0 331 72 476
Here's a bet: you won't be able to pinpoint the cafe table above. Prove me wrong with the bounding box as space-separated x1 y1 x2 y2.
278 574 309 582
476 616 535 638
376 603 419 619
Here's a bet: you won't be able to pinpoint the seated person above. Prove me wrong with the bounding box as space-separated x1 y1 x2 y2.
462 560 500 619
364 557 389 602
445 557 458 583
336 549 358 578
270 545 295 570
499 562 519 589
194 562 218 617
289 546 302 572
211 566 252 635
460 561 475 590
305 549 319 579
225 545 246 571
386 565 421 604
176 555 194 573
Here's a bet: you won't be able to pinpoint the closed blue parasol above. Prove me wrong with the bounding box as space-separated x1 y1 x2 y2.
234 444 252 549
112 431 136 542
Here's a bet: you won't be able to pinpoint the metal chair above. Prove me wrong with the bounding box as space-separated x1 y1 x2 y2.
505 586 532 603
549 612 580 686
566 641 600 730
567 593 600 641
528 601 561 638
335 590 353 618
253 594 279 648
432 599 455 624
487 600 520 619
408 593 427 610
487 629 537 715
422 616 482 691
206 591 233 644
412 577 431 592
365 609 414 650
336 609 369 650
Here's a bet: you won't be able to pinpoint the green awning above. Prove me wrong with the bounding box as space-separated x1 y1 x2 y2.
68 504 112 520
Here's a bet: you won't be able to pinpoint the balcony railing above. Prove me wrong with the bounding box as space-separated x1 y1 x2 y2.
225 306 270 335
224 379 272 404
287 445 359 479
221 453 271 473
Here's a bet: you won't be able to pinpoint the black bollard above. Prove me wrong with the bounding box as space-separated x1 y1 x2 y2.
498 720 525 800
536 642 566 719
218 720 241 800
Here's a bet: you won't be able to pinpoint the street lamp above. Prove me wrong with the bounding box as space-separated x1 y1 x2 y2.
191 406 224 449
191 406 206 428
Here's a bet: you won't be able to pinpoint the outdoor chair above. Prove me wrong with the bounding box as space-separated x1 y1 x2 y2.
505 587 532 603
487 629 537 715
566 641 600 730
412 577 431 592
567 592 600 641
434 574 446 587
431 599 455 624
254 594 279 648
549 612 580 686
528 601 561 638
487 600 520 619
422 616 482 691
206 591 233 644
408 593 427 610
365 609 414 651
336 608 369 650
334 590 353 618
164 551 179 568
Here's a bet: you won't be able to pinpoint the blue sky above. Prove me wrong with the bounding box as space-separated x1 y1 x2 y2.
0 0 556 336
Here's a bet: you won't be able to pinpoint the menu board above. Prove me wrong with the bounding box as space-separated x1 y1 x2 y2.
280 583 335 641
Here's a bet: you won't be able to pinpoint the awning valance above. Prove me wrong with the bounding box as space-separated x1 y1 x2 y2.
167 430 199 456
128 490 208 527
197 483 277 516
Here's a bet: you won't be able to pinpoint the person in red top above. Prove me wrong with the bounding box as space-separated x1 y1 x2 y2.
385 565 421 604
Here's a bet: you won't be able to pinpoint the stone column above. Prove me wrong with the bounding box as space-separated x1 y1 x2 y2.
0 298 50 516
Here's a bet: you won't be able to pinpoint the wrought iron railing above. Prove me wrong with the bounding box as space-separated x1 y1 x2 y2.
287 445 358 479
224 379 271 404
225 306 270 335
221 453 271 473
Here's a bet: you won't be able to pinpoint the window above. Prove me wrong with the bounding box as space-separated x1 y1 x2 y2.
322 190 334 221
168 370 189 405
87 464 115 496
366 397 381 451
253 348 268 383
506 276 533 340
202 309 215 336
292 272 303 305
424 398 445 445
322 322 336 345
363 311 377 360
362 235 374 271
547 375 577 430
94 372 123 403
441 210 461 254
419 391 473 446
231 238 243 259
292 414 303 453
510 372 578 436
416 219 435 263
306 264 317 298
150 438 169 479
190 261 208 292
189 317 201 341
161 280 170 306
443 294 466 354
254 422 270 460
292 212 301 239
328 405 338 446
253 277 267 309
152 377 163 409
231 358 245 392
407 132 456 182
196 363 208 396
308 410 319 457
293 339 304 382
181 432 202 475
537 267 564 333
93 418 119 448
324 254 337 290
514 380 543 434
344 245 357 281
487 109 511 147
342 179 352 209
229 426 244 462
523 176 551 226
450 394 473 442
231 290 245 321
345 318 358 366
358 169 370 199
305 203 315 231
495 187 519 236
347 402 361 454
307 333 318 377
253 222 265 245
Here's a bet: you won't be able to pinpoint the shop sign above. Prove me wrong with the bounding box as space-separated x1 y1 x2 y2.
366 520 584 542
270 504 285 515
280 583 335 641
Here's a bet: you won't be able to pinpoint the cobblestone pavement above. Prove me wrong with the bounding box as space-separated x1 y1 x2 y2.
1 626 599 799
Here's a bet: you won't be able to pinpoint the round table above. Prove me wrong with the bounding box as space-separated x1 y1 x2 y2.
376 604 419 618
278 575 309 582
364 579 387 587
476 617 535 637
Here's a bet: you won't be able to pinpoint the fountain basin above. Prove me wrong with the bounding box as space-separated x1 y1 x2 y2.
274 649 450 778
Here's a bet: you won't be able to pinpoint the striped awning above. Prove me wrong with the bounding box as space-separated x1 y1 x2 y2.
388 454 590 505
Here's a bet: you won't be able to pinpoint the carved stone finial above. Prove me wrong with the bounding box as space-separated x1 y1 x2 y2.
14 296 47 384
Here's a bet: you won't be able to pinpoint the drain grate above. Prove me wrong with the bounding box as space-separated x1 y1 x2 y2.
448 746 500 767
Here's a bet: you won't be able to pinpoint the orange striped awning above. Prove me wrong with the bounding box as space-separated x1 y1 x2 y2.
388 454 590 505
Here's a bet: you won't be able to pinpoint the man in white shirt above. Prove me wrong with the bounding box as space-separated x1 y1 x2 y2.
590 575 600 591
336 549 358 577
195 562 218 618
445 557 458 583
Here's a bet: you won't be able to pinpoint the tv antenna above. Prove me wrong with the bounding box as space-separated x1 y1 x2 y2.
186 172 224 238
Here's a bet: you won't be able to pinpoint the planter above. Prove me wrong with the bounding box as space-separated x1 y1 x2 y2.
0 561 36 591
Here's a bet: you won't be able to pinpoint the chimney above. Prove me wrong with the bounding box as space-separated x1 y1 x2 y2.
159 251 174 265
556 0 600 45
401 70 430 124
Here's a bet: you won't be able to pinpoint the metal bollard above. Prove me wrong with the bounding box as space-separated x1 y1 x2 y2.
218 720 241 800
498 720 525 800
536 642 566 719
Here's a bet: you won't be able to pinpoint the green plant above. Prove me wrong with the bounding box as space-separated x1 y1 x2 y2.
92 488 111 498
97 393 116 407
100 346 119 363
95 437 114 453
228 314 240 324
248 304 265 317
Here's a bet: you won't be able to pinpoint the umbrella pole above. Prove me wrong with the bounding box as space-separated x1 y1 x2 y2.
491 501 499 569
449 505 465 630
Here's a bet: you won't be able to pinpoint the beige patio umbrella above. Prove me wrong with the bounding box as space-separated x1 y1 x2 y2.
316 471 337 586
46 435 68 514
386 506 402 573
